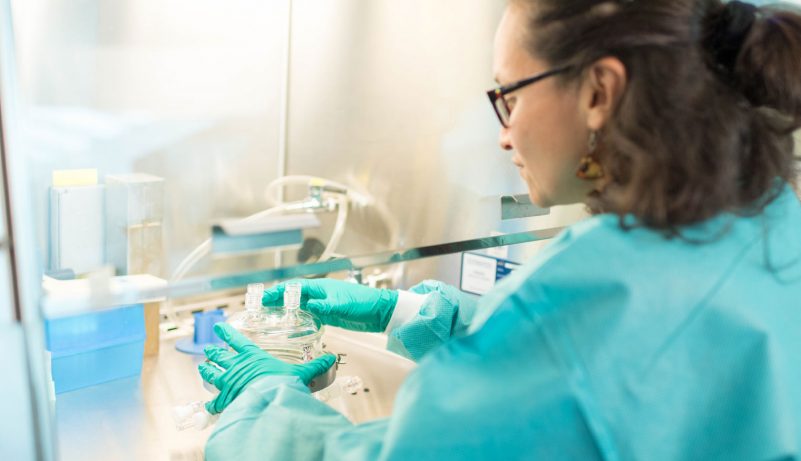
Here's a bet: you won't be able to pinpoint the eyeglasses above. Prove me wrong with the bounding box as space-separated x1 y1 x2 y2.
486 66 571 127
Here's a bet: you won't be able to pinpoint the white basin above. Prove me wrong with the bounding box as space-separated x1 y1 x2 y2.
318 327 417 423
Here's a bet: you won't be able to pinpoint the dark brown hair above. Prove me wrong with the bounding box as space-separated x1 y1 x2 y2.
514 0 801 233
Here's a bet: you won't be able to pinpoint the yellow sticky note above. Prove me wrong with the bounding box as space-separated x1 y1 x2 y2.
52 169 98 187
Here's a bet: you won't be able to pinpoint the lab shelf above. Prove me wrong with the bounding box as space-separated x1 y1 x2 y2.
42 227 564 317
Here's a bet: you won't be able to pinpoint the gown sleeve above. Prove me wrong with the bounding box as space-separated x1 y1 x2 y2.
385 280 480 362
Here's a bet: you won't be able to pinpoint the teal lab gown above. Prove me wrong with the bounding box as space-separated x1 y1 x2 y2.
205 183 801 460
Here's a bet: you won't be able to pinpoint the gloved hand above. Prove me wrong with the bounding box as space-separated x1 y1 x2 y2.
198 323 336 415
262 279 399 332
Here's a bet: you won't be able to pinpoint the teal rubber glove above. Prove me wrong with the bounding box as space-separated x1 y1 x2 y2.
262 279 399 332
198 323 336 415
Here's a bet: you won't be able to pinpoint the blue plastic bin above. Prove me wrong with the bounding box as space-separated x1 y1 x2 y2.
45 304 145 394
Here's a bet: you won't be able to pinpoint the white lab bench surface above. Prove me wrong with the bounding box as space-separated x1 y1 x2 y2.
54 329 415 461
55 337 211 461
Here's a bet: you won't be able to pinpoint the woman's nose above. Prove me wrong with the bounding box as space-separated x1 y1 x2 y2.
498 127 513 151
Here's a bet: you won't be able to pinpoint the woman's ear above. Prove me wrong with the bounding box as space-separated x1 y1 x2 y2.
583 57 627 131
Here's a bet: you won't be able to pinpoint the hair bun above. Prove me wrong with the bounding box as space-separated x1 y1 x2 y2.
703 1 758 77
733 4 801 121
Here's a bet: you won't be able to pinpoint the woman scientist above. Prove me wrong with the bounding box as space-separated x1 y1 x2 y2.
198 0 801 459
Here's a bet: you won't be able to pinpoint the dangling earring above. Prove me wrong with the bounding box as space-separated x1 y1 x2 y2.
576 131 604 180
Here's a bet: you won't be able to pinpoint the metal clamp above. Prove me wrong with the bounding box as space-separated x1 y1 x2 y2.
307 350 344 393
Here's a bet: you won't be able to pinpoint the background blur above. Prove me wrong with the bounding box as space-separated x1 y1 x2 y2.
8 0 798 289
10 0 589 289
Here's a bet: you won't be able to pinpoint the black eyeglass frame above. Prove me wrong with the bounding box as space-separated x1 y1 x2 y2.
486 66 572 127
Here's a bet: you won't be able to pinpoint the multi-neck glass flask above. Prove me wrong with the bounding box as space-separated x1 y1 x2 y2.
227 282 323 363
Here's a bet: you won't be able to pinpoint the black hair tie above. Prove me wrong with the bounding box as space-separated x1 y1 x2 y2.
705 1 758 77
